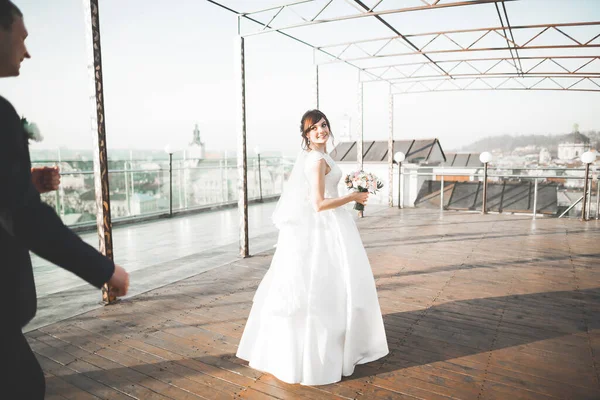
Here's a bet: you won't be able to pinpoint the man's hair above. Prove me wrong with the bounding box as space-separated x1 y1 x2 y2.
0 1 22 30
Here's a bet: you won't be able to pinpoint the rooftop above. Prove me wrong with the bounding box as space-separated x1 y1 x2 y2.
331 139 446 164
563 132 591 145
31 207 600 399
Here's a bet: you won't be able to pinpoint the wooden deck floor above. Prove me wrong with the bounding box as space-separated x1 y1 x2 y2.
33 208 600 399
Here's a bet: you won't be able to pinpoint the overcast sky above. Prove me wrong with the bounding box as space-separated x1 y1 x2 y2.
0 0 598 156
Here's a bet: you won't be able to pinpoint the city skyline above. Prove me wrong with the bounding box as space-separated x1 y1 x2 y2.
0 0 598 157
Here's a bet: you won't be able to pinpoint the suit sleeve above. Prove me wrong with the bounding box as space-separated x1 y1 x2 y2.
0 99 114 288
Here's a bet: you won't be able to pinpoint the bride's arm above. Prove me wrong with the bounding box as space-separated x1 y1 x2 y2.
308 159 367 212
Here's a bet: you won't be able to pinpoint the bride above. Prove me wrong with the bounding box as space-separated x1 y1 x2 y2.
236 109 388 385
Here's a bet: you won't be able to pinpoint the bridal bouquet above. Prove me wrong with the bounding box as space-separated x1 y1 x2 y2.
344 170 383 211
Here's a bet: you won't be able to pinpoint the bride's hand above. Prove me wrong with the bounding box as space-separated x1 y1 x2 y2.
353 191 369 205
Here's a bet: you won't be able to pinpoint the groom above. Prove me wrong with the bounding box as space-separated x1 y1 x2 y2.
0 2 129 398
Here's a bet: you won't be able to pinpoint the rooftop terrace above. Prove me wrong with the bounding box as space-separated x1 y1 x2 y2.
31 207 600 400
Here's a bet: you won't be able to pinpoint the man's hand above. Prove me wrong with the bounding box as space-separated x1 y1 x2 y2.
108 265 129 297
31 166 60 193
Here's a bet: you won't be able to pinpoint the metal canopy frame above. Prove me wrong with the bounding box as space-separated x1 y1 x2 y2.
82 1 599 265
228 0 600 92
204 0 600 256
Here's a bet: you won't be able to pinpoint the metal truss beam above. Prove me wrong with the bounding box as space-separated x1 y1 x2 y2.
390 76 600 94
361 56 600 87
351 0 451 78
496 0 523 75
368 73 600 84
210 2 600 94
361 56 599 75
317 22 600 64
207 0 401 89
239 0 516 37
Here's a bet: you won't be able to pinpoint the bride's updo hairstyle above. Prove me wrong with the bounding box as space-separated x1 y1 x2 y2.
300 109 335 151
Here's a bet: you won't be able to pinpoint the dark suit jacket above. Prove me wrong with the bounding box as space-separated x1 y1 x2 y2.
0 95 115 329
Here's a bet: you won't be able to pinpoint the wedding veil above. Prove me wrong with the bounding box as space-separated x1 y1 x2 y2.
271 150 313 230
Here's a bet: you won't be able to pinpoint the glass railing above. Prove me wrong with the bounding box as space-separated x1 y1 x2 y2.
34 158 599 225
32 157 293 228
333 163 599 220
400 165 599 219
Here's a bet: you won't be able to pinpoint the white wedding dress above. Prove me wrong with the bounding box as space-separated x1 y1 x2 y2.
236 150 388 386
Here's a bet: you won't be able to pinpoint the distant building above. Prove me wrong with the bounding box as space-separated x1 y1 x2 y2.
513 145 538 156
79 190 128 218
539 148 551 164
185 124 206 160
438 153 484 182
130 193 167 215
558 131 590 161
330 138 447 206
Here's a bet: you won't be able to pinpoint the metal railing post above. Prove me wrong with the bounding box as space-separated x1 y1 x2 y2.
482 162 488 214
587 173 593 220
559 195 583 218
257 153 263 202
124 161 130 216
440 173 445 211
533 178 538 219
596 174 599 220
397 162 402 209
54 161 61 216
168 153 173 217
581 163 590 221
177 160 183 210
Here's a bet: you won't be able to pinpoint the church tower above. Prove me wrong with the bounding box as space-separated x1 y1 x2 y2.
187 123 205 159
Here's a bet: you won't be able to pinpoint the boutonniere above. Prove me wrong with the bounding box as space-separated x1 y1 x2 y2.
22 117 43 143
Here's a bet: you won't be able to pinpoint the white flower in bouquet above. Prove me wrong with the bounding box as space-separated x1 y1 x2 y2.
22 117 43 142
344 170 384 212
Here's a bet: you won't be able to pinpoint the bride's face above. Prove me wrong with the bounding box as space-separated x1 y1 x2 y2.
308 117 330 146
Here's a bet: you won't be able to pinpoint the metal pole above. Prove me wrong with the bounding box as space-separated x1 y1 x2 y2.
236 33 249 258
586 172 593 220
596 174 600 219
388 88 394 207
183 151 188 209
533 178 538 219
440 173 445 211
177 159 183 209
397 162 402 209
315 65 319 109
314 52 319 109
357 77 364 171
168 153 173 217
482 162 488 214
129 150 134 207
83 0 115 304
581 163 590 221
224 151 229 202
280 156 285 193
219 159 225 203
559 195 584 218
257 153 263 202
124 161 130 216
56 149 64 218
54 160 61 216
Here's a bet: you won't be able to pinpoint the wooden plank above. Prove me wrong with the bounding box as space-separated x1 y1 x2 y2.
37 355 134 400
44 373 101 400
